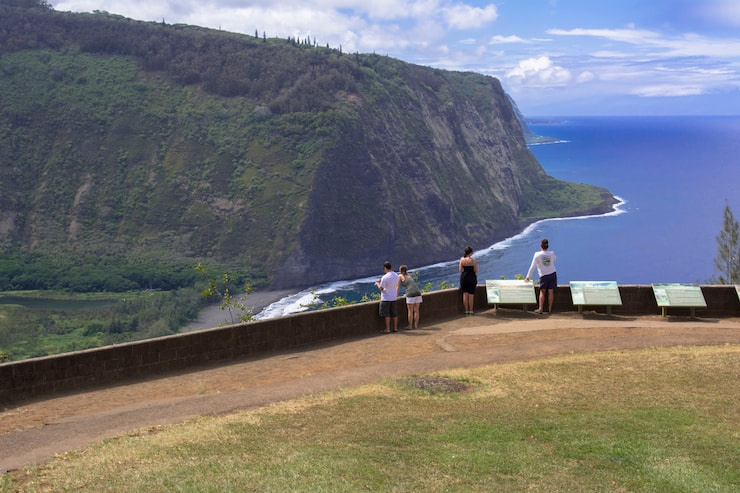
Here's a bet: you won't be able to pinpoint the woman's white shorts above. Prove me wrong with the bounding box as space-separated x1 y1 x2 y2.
405 296 423 304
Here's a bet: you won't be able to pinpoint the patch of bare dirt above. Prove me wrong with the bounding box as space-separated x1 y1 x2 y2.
397 376 470 394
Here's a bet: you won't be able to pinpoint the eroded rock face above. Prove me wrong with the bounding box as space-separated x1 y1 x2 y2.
271 69 546 288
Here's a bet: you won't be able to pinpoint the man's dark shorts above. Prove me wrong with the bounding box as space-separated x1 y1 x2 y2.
539 272 558 290
379 300 398 318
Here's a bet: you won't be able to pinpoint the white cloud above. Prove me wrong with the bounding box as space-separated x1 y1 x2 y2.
658 34 740 58
442 3 498 29
505 56 572 86
632 85 705 97
350 23 409 53
549 27 740 58
576 71 596 83
489 35 527 44
591 51 636 59
547 27 660 45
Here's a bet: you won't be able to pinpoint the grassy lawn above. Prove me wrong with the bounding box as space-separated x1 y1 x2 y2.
3 345 738 492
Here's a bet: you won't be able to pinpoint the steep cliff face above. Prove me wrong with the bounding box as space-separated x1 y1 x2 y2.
273 64 546 286
0 6 616 290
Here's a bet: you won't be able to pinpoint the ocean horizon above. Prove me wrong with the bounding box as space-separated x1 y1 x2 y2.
258 115 740 318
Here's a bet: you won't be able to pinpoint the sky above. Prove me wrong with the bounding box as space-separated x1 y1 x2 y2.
51 0 740 116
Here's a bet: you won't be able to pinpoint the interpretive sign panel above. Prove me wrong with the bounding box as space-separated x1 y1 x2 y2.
486 280 536 305
652 284 706 307
652 283 706 317
569 281 622 306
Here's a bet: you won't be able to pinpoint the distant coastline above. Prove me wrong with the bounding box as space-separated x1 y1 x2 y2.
526 137 569 145
522 118 567 145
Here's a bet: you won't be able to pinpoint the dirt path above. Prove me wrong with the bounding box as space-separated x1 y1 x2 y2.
2 310 739 473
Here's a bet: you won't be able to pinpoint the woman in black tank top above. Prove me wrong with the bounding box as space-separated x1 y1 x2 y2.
458 246 478 315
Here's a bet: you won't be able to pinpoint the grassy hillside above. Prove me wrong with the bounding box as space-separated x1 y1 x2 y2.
0 47 327 273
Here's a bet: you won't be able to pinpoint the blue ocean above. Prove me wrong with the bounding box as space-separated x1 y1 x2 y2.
259 116 740 318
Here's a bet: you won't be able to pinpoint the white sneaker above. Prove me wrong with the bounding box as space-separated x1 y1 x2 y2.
534 309 543 314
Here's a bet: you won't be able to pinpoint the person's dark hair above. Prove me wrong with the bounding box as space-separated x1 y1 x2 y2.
383 261 392 270
399 264 408 274
541 239 549 249
464 246 473 257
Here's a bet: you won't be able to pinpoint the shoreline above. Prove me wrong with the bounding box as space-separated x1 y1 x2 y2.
187 198 627 327
255 197 628 318
183 288 299 332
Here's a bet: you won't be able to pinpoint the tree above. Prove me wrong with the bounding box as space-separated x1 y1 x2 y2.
196 263 254 325
714 202 740 284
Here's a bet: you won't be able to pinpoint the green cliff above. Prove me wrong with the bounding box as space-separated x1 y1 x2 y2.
0 3 616 289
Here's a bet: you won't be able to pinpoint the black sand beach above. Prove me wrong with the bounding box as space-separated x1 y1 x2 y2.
184 289 298 331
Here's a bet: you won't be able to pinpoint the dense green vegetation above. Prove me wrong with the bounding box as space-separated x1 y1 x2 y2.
0 2 378 277
0 260 263 361
0 252 202 292
0 46 329 270
0 2 364 112
0 289 203 361
519 176 616 222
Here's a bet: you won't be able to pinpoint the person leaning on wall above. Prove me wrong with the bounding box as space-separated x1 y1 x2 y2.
397 264 422 330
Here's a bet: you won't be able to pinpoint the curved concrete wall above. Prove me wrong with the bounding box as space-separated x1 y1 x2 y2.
1 285 738 404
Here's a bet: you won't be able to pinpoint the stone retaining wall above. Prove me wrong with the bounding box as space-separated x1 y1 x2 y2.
1 285 738 404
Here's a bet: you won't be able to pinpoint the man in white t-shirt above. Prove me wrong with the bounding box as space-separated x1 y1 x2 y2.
374 261 399 333
525 238 557 314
